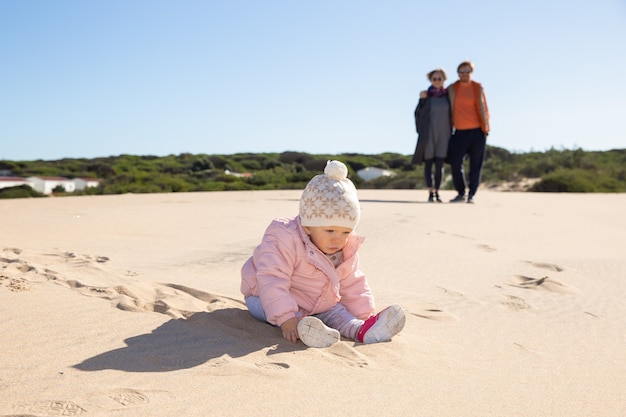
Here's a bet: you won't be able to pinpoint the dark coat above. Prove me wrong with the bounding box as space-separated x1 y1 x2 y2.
411 94 452 165
411 97 430 165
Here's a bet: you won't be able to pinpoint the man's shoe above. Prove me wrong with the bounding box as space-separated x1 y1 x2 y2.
467 196 474 204
449 194 465 203
297 316 340 348
356 304 406 344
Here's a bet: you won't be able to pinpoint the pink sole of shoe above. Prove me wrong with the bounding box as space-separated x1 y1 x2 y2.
363 305 406 344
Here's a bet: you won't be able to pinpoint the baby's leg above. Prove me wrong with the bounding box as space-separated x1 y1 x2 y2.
244 296 267 322
245 296 303 325
315 303 363 340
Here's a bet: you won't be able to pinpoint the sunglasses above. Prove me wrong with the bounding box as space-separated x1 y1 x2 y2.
431 77 443 81
458 69 471 74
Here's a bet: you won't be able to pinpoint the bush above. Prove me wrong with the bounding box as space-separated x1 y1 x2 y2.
530 169 597 192
2 147 625 196
0 185 45 199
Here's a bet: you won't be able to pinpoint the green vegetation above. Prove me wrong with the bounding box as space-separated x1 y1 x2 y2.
0 146 624 199
0 184 45 199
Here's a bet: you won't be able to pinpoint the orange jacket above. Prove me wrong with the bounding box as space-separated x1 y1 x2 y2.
447 80 490 134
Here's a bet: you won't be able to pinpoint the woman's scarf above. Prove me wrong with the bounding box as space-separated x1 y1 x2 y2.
427 86 446 97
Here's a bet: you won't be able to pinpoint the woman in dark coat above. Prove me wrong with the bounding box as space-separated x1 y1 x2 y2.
412 68 452 202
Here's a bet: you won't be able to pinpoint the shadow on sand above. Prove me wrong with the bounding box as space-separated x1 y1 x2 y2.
73 308 300 372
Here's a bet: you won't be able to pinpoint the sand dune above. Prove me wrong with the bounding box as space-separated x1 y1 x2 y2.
1 190 625 416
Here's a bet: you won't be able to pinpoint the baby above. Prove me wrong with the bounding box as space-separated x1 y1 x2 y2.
241 160 405 347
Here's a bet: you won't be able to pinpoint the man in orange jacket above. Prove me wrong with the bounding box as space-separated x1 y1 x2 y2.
446 61 490 204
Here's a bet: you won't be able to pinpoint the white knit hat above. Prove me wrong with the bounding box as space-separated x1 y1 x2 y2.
299 160 360 230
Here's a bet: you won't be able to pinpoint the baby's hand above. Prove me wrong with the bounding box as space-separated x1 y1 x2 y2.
280 317 300 344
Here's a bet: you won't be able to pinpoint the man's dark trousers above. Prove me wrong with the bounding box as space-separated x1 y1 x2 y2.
447 128 486 198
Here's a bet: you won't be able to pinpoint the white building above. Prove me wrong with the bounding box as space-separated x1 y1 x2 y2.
0 177 30 188
356 167 397 182
0 176 30 189
26 176 77 194
224 169 252 178
73 177 101 191
0 176 101 195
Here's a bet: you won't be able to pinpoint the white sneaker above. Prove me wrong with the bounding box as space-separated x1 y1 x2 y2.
357 304 406 344
297 316 340 348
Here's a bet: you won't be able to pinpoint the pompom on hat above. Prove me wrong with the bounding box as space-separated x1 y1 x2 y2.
299 160 360 230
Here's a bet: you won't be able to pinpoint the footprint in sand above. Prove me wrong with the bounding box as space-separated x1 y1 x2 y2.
435 230 473 241
513 342 544 355
13 400 86 416
477 244 496 252
409 307 460 322
83 388 174 411
525 261 564 272
2 248 245 321
326 343 370 368
255 362 290 370
0 259 35 274
500 294 531 310
0 249 36 277
0 251 34 292
0 247 22 259
505 275 579 294
436 286 465 298
0 276 30 292
106 389 148 406
0 414 39 417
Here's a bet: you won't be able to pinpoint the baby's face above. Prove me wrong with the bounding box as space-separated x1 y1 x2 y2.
303 226 353 255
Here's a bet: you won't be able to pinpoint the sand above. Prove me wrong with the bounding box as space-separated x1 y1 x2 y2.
1 190 625 416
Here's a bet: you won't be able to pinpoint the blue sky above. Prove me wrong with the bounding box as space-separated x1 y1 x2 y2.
1 0 625 161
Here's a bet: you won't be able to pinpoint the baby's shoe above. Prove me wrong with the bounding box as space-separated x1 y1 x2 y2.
356 304 406 344
297 316 340 348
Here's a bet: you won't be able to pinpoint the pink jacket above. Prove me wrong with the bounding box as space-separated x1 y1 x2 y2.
240 216 375 326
